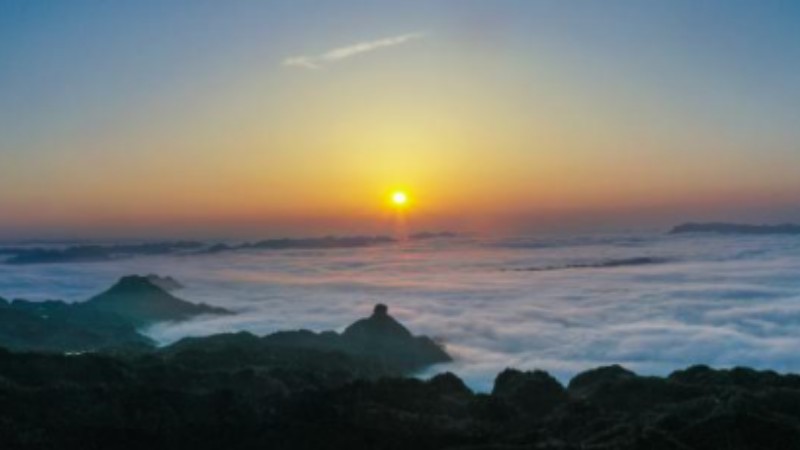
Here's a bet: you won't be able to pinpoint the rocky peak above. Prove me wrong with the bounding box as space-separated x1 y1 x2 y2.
104 275 164 296
342 304 413 341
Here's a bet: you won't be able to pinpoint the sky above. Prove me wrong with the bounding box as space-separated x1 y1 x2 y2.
1 0 800 239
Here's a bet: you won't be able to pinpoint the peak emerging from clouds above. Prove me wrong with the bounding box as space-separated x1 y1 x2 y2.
283 32 426 69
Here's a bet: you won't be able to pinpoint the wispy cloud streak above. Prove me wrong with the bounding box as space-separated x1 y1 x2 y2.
283 32 426 69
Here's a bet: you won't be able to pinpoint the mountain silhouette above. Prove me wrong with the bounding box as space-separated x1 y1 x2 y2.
343 303 413 340
0 297 151 352
145 274 184 291
85 275 230 325
340 304 451 370
670 222 800 235
165 303 451 374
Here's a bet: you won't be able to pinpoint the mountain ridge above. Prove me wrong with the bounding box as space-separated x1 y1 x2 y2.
670 222 800 235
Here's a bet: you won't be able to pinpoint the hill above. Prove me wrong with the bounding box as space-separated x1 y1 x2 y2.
0 275 231 352
84 275 230 325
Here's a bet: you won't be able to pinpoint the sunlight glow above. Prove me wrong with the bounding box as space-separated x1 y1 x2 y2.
391 191 408 206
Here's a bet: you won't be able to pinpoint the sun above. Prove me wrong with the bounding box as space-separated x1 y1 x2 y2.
391 191 408 206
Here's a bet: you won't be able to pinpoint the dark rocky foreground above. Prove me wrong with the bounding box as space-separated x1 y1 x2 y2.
2 351 800 450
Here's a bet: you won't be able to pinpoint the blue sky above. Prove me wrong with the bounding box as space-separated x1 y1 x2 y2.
1 1 800 238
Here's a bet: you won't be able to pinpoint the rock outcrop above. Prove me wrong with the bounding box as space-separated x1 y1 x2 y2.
341 304 451 370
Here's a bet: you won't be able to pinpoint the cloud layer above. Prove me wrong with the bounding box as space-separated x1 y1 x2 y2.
2 233 800 391
283 32 426 69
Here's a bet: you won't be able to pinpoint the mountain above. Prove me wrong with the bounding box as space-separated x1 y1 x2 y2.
199 235 396 254
85 275 231 325
3 241 204 264
670 222 800 235
0 279 451 367
512 256 669 272
409 231 458 239
341 303 451 370
0 298 152 352
343 303 412 339
0 275 231 352
145 274 184 291
1 233 461 264
164 304 450 375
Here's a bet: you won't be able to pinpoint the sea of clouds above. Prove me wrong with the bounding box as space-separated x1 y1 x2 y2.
2 232 800 391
